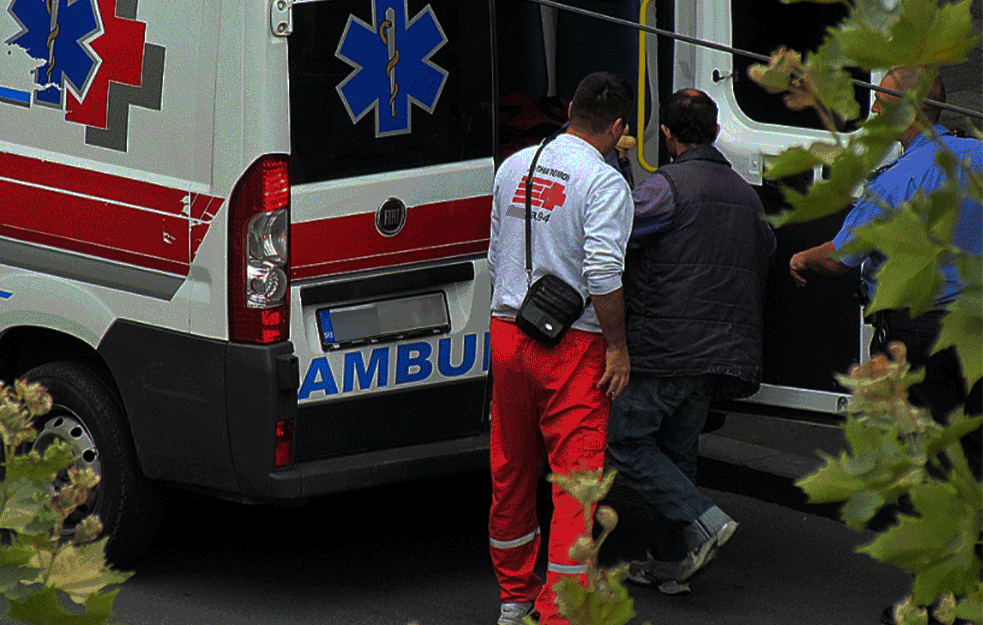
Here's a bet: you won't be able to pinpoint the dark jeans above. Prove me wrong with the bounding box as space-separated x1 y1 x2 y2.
606 374 722 561
871 309 982 480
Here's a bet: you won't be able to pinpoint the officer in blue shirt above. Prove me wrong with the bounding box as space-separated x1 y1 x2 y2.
789 68 981 480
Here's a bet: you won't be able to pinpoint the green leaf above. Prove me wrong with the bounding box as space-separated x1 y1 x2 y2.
806 39 861 123
933 285 982 392
858 481 981 602
769 95 915 228
747 48 803 95
6 586 119 625
8 587 75 625
924 416 983 460
4 440 77 487
83 589 122 624
763 143 841 180
840 488 886 528
6 585 119 625
0 541 42 592
553 566 635 625
842 203 947 316
796 451 867 503
0 477 45 533
834 0 979 69
954 591 982 622
39 540 132 605
924 149 963 244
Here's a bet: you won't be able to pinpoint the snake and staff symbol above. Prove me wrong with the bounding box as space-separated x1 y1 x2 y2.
45 0 61 84
378 7 399 120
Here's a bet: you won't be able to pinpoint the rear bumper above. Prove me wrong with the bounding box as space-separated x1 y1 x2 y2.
262 431 490 499
99 319 489 500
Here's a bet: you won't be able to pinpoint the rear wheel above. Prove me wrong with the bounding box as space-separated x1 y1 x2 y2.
23 361 164 567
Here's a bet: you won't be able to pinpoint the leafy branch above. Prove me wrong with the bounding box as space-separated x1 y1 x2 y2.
797 344 982 625
749 0 982 388
0 380 130 625
546 467 646 625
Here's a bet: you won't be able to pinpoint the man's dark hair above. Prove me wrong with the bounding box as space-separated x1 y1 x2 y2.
660 89 718 145
569 72 633 134
887 67 946 124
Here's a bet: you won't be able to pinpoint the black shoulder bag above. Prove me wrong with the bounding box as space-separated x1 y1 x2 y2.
514 138 591 347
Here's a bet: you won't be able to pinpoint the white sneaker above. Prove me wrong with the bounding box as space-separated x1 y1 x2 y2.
498 601 535 625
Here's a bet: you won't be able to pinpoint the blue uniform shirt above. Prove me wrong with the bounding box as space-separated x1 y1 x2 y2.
832 125 983 305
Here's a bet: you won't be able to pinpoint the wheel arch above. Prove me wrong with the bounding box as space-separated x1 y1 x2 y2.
0 326 123 408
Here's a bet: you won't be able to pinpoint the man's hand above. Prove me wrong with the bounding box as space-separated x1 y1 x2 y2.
597 345 630 400
616 125 636 159
789 241 850 287
789 252 810 288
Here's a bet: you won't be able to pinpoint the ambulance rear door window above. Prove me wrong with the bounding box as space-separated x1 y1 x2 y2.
288 0 493 184
731 0 870 130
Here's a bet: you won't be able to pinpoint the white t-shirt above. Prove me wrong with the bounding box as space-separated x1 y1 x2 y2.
488 133 633 333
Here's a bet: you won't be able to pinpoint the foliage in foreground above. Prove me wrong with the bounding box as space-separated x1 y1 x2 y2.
797 344 982 625
0 380 130 624
748 0 982 391
749 2 982 618
546 468 640 625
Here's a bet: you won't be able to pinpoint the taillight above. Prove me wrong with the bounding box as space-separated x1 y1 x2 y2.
229 155 290 343
274 418 294 468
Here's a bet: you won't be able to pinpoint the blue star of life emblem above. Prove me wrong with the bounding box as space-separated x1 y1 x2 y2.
6 0 103 107
335 0 448 138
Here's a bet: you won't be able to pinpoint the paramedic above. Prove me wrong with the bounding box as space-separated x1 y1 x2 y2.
487 71 633 625
789 68 982 480
606 89 775 593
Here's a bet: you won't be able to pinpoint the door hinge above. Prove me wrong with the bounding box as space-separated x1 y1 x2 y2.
270 0 293 37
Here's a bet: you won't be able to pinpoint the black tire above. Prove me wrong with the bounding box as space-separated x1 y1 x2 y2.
23 361 164 568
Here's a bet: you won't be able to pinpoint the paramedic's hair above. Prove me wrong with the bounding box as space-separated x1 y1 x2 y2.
661 89 718 145
569 72 633 134
886 67 946 124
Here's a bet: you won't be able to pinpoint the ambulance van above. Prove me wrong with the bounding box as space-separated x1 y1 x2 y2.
3 0 974 565
1 0 494 563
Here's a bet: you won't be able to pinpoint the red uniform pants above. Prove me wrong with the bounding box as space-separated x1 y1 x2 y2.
488 317 610 625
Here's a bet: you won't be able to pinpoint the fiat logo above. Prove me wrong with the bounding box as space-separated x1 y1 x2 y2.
375 197 407 237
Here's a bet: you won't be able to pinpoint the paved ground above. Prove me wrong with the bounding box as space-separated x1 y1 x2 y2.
102 409 918 625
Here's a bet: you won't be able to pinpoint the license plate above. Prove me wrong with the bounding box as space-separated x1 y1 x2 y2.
317 291 450 350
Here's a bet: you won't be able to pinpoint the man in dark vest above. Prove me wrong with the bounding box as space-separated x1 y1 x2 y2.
607 89 775 594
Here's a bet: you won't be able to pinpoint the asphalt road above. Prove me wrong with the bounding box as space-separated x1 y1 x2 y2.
105 467 911 625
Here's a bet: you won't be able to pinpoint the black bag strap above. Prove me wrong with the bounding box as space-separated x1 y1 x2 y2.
524 138 552 289
522 135 591 308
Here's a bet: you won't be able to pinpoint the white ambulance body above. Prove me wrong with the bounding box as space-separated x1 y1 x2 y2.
1 0 493 562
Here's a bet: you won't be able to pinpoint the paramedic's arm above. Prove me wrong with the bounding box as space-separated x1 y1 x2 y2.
592 288 629 399
789 241 850 287
584 172 633 400
488 177 506 290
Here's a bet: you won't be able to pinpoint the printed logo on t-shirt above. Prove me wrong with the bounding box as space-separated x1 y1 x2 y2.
511 176 568 211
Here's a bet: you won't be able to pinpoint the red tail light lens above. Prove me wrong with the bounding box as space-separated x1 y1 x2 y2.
229 155 290 343
274 418 294 468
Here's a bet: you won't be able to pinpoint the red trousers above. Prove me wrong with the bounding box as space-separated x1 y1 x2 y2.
488 318 610 625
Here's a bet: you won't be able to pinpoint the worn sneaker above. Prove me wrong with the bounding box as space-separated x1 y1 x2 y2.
628 560 690 595
626 560 692 595
704 520 739 564
498 601 535 625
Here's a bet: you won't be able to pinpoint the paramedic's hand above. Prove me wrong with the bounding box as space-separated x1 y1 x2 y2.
598 345 630 400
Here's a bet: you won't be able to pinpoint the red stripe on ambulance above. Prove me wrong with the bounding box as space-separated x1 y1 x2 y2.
0 152 222 276
291 195 491 280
